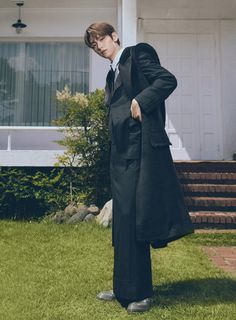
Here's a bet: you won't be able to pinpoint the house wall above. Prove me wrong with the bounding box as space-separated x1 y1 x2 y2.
0 2 117 90
138 0 236 20
0 0 236 164
137 0 236 160
220 20 236 159
0 0 117 166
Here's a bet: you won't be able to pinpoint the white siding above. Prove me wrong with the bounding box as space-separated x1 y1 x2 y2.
0 1 117 166
220 20 236 159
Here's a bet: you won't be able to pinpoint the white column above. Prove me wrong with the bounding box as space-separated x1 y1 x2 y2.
118 0 137 47
7 132 12 151
137 17 145 42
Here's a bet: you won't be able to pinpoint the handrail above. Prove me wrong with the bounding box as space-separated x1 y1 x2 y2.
0 126 66 151
0 126 64 130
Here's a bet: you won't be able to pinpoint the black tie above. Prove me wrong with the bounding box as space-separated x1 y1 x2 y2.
110 67 115 93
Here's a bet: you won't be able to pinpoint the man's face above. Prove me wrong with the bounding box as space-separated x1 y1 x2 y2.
91 32 120 61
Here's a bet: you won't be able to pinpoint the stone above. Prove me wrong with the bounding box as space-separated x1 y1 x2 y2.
88 204 100 216
64 204 78 217
75 204 89 220
67 212 84 224
66 203 90 223
76 204 89 214
51 211 67 224
96 199 113 227
84 213 96 222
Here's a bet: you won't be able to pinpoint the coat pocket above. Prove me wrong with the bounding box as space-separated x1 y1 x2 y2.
149 129 172 147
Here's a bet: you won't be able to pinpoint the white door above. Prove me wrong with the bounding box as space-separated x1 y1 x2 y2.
145 30 222 160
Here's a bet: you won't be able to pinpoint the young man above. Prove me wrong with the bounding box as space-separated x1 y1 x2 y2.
84 22 194 313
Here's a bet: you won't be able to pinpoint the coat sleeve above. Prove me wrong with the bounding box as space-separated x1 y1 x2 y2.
134 45 177 114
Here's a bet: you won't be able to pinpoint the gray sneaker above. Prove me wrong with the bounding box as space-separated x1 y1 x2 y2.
127 298 151 313
96 290 116 301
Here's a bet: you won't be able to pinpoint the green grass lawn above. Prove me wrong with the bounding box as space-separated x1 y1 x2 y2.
0 221 236 320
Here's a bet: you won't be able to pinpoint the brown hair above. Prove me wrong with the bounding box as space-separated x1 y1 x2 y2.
84 22 120 48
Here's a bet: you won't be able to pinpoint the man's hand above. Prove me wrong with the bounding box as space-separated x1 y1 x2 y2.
130 99 142 122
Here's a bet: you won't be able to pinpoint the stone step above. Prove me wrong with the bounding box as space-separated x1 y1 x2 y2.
185 196 236 211
190 211 236 228
182 184 236 196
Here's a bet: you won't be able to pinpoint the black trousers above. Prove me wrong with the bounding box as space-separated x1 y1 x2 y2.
110 147 153 301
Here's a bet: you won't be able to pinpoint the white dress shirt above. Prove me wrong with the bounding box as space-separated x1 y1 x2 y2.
110 48 125 81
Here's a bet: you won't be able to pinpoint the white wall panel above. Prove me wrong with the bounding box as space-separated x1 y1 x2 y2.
0 8 117 38
145 20 222 160
220 20 236 159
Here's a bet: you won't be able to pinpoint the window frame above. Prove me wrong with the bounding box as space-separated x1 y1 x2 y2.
0 37 90 128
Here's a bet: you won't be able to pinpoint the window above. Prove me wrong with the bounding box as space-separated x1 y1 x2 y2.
0 42 89 126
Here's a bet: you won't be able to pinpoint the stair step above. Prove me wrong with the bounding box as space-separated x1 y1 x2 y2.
175 161 236 172
185 196 236 211
190 211 236 225
182 184 236 195
177 172 236 182
186 196 236 206
174 161 236 227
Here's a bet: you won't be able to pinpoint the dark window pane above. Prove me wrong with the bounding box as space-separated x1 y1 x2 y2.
0 42 89 126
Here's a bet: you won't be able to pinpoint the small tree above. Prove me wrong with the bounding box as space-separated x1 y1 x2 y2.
54 86 111 207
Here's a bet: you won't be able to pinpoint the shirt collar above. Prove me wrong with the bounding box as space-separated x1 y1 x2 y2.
111 48 124 71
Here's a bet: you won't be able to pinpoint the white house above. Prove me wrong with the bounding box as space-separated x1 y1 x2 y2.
0 0 236 166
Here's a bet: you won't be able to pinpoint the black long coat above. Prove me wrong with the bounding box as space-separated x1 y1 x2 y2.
106 43 194 247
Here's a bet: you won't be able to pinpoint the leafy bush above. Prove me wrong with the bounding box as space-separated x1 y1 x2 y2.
0 167 75 219
54 86 111 206
0 88 111 219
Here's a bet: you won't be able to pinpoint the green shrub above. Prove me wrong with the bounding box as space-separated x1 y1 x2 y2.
54 86 111 207
0 167 75 219
0 88 111 219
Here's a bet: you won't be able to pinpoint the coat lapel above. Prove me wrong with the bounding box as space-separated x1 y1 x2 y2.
118 55 133 99
113 73 122 92
105 47 133 104
105 69 113 106
106 71 123 102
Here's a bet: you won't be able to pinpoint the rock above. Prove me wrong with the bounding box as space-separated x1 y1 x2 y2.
65 203 89 222
88 204 100 216
96 199 113 227
51 203 100 224
76 204 89 214
67 212 85 224
84 213 96 222
64 204 78 217
51 211 67 224
76 204 89 219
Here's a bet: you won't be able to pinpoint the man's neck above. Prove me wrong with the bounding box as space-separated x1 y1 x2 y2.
111 47 124 71
110 46 122 62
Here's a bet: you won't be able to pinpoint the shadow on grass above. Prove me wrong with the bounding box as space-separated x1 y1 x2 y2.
153 278 236 306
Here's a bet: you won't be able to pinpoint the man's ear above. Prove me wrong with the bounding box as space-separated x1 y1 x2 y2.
111 32 119 43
